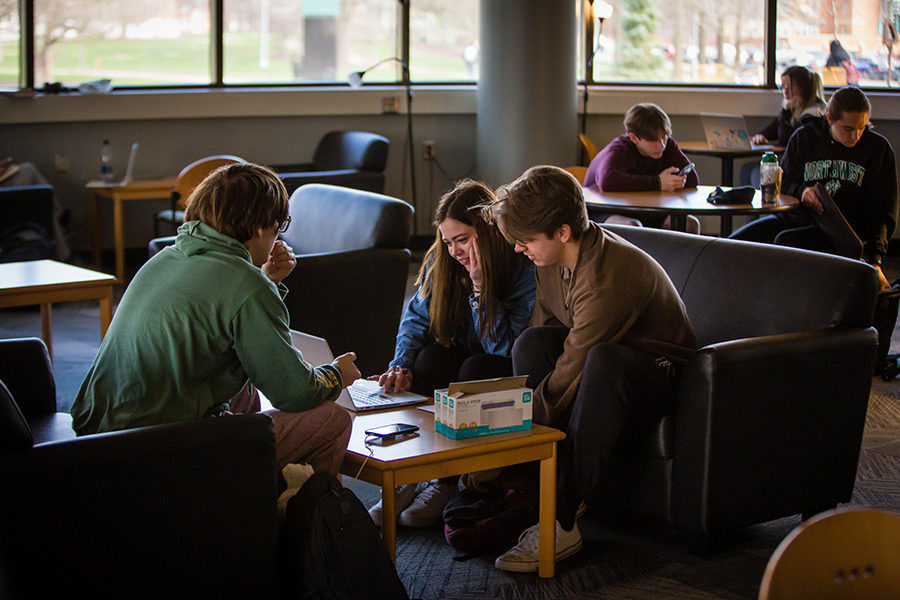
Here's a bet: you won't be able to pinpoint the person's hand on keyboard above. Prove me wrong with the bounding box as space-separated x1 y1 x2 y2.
368 366 412 393
333 352 361 389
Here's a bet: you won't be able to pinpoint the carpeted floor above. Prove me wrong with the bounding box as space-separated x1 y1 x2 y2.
2 253 900 599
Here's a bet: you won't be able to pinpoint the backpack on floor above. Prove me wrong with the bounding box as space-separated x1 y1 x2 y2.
279 471 409 600
442 471 538 557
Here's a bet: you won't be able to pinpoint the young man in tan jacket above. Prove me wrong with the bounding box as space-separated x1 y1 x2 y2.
490 165 697 572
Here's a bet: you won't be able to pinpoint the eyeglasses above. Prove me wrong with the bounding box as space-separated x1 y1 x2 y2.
278 216 292 234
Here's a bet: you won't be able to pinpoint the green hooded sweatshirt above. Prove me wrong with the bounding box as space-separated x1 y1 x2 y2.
71 221 342 435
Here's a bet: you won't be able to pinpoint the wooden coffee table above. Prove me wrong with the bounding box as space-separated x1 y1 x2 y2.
341 406 566 577
0 260 117 359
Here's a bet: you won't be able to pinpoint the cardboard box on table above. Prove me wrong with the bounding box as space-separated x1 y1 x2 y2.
434 376 532 439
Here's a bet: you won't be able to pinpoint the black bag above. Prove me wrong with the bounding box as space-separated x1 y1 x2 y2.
874 280 900 380
442 471 538 557
0 222 56 263
279 471 409 600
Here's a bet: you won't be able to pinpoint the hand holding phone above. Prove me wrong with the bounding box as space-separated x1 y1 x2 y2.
676 163 695 177
364 423 419 438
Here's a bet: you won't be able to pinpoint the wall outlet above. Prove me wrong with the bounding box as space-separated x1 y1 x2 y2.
423 141 435 160
382 96 400 114
54 152 69 173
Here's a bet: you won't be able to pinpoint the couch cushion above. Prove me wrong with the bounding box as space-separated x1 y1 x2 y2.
0 380 33 452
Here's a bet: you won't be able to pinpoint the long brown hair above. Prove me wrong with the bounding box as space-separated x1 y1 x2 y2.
783 65 825 124
418 179 520 347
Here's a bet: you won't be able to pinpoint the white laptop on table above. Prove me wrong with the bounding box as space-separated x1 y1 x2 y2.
285 330 429 413
700 113 775 151
86 142 139 188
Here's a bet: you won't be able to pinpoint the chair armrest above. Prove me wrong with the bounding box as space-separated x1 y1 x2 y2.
281 248 410 378
672 327 878 535
0 338 56 418
278 170 385 195
0 414 279 597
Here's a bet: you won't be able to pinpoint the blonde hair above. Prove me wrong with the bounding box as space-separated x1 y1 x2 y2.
783 65 825 124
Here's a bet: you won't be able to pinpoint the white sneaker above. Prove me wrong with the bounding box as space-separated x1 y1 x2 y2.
398 479 457 528
494 521 582 573
368 482 423 527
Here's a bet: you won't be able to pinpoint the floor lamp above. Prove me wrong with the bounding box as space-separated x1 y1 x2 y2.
582 0 613 163
348 58 417 209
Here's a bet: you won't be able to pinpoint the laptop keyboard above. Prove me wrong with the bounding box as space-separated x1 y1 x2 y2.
348 385 401 407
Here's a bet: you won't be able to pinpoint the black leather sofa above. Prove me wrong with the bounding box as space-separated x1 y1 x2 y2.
273 130 390 196
596 225 880 551
0 338 280 599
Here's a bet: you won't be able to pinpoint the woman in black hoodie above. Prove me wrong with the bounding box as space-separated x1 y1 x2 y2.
731 87 898 289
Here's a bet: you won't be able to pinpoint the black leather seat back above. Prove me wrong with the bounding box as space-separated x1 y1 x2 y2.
283 184 412 255
313 131 389 172
604 225 878 348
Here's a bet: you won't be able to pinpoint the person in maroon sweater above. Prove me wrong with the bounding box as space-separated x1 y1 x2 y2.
584 103 700 232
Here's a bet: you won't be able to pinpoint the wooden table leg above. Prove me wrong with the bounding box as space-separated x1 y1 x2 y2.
39 303 52 361
90 191 102 270
99 288 114 338
381 470 397 564
538 443 558 578
113 196 125 282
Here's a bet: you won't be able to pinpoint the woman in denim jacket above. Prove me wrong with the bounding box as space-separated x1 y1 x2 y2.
366 179 536 529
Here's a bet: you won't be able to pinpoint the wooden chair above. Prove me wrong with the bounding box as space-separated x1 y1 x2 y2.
154 155 246 237
563 166 588 185
579 133 599 162
758 508 900 599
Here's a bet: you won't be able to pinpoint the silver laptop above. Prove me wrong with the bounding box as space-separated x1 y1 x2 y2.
289 330 429 412
86 142 139 188
701 113 775 151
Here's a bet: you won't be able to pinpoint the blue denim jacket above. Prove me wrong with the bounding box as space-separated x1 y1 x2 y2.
389 257 536 370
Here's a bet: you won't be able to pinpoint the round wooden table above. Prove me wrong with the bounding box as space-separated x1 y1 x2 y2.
679 141 784 186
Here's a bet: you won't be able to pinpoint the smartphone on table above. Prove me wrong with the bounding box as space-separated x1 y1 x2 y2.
364 423 420 438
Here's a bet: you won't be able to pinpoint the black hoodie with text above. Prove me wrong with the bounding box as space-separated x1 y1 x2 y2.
780 115 898 265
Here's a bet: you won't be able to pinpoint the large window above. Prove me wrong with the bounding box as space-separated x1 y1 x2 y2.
585 0 900 87
586 0 767 85
2 0 898 90
0 0 19 88
32 0 211 88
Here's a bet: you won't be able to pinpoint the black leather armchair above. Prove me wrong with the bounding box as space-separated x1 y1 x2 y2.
595 225 880 552
279 184 413 377
273 131 390 195
0 185 56 261
0 338 279 599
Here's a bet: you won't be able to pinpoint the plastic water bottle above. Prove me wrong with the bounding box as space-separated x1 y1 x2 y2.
100 140 113 182
760 152 779 204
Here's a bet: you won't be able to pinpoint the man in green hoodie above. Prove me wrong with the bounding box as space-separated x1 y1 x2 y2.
71 163 359 476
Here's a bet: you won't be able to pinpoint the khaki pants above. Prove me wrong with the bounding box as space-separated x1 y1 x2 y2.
230 383 352 476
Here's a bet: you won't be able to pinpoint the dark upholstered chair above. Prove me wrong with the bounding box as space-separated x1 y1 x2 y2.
0 185 56 261
279 184 413 377
273 131 390 195
0 338 279 599
595 225 880 552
